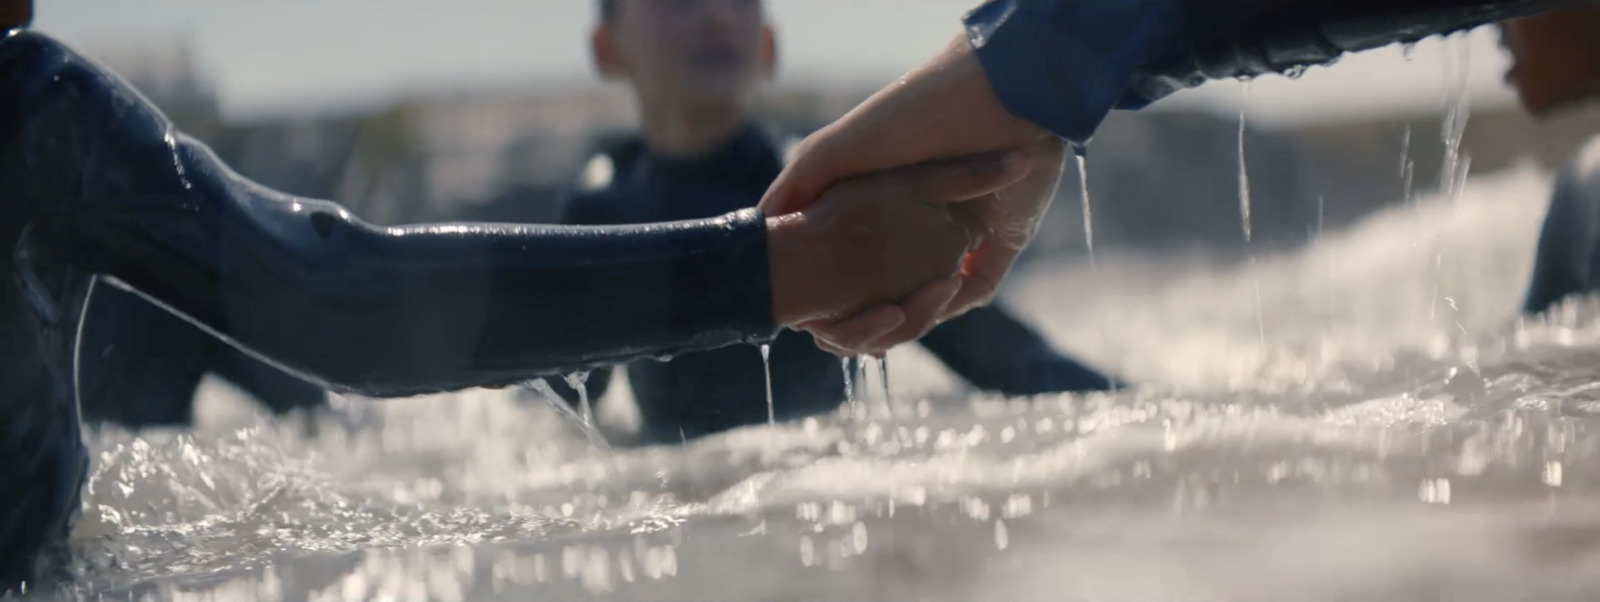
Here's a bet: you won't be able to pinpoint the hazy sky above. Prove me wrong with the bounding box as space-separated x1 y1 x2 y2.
34 1 1520 127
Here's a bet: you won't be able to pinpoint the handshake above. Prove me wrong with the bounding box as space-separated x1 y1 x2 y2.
762 37 1061 357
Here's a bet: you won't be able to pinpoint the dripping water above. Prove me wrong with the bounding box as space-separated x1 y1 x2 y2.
1238 106 1266 346
1072 143 1095 268
761 344 775 425
523 379 611 452
853 355 867 403
1401 124 1420 252
564 371 594 427
877 355 891 402
1429 33 1474 331
1237 109 1253 243
1440 33 1473 198
841 357 856 407
1401 125 1416 207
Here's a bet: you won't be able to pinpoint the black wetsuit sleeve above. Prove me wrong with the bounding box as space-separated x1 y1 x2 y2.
964 0 1588 143
541 188 621 406
63 162 780 399
918 303 1121 396
4 30 780 399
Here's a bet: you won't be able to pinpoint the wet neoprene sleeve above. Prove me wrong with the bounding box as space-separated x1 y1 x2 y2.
963 0 1591 143
3 29 779 398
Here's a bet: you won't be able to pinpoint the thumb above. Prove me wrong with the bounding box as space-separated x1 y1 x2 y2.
757 164 822 217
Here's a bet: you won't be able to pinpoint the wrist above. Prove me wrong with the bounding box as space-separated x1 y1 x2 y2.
767 213 819 326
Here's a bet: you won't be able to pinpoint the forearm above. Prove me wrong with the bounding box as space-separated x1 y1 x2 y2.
966 0 1587 142
46 154 781 398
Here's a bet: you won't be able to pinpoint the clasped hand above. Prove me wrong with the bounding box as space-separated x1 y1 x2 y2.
763 35 1065 357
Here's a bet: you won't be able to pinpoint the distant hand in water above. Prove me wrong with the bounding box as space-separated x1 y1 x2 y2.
760 35 1064 356
766 147 1033 329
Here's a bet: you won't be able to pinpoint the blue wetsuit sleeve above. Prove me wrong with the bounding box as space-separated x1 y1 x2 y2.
963 0 1582 143
918 303 1121 395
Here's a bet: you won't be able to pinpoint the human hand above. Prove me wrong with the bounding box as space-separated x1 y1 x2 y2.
797 138 1067 358
758 34 1065 357
761 34 1048 218
765 148 1032 328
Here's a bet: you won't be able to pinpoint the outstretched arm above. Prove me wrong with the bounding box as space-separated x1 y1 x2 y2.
765 0 1587 357
3 30 1029 399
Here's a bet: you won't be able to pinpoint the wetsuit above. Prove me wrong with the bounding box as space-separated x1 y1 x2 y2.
477 126 1121 442
0 30 781 590
963 0 1591 146
1524 135 1600 315
75 288 327 428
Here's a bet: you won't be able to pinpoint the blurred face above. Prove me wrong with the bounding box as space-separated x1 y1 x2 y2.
1498 7 1600 117
593 0 776 108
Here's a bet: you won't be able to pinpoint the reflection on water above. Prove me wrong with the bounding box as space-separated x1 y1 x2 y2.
44 165 1600 601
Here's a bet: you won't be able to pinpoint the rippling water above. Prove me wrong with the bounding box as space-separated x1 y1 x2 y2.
46 163 1600 601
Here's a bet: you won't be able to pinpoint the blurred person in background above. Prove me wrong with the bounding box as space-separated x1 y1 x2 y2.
499 0 1122 444
1505 6 1600 314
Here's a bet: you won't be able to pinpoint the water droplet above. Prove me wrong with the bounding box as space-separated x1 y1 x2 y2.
994 520 1010 550
1283 64 1308 79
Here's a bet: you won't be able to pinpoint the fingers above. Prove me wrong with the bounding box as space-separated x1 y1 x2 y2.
760 159 823 217
805 275 960 357
946 241 1021 318
798 304 905 358
847 148 1032 207
761 144 1031 219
